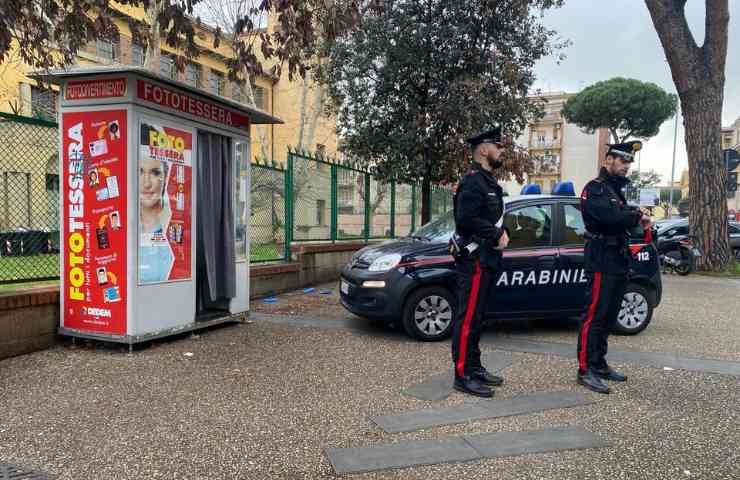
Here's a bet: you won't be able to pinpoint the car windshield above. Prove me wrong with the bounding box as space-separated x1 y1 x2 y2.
657 220 687 235
411 211 455 242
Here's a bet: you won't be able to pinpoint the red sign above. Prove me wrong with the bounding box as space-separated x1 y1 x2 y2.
62 109 127 335
65 78 127 100
138 121 193 283
137 79 250 131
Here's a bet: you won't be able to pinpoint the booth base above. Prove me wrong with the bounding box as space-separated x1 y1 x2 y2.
58 311 248 348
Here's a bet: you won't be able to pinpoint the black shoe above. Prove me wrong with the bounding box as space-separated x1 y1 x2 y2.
577 370 611 394
453 376 494 397
472 368 504 387
593 366 627 382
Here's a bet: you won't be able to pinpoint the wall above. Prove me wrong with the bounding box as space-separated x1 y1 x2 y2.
561 122 602 195
0 287 59 360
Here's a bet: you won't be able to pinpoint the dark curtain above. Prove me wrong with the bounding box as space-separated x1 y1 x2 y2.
196 131 235 314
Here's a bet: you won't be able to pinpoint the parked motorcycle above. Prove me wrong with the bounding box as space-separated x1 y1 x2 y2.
658 235 701 275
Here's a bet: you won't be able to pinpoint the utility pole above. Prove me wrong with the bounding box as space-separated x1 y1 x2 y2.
668 99 679 218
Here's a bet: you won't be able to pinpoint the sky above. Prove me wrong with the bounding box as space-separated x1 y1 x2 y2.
532 0 739 186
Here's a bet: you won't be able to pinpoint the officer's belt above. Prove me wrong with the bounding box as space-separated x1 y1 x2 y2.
584 232 622 247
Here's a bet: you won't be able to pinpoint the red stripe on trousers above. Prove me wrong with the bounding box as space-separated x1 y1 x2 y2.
579 272 602 371
456 261 482 378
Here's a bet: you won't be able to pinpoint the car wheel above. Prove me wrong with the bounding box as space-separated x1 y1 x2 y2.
734 248 740 261
614 283 653 335
402 286 456 341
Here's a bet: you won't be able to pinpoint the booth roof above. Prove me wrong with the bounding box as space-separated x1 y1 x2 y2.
33 66 284 125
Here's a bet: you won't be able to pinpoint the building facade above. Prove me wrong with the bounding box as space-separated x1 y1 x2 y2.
0 5 338 166
502 92 608 196
721 117 740 214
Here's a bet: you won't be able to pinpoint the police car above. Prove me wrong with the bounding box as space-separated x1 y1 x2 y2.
339 190 662 341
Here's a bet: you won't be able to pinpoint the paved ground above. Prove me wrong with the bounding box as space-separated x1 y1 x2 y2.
1 275 739 479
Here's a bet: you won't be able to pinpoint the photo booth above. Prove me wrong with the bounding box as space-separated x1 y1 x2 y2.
42 67 282 346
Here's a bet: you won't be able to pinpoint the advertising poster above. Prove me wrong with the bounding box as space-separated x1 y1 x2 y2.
138 121 193 284
62 110 127 335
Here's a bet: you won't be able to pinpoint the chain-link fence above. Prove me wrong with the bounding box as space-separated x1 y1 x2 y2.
0 113 453 282
250 163 287 263
0 113 60 284
286 149 452 250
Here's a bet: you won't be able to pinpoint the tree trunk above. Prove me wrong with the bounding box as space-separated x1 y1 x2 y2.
683 88 730 269
296 76 310 149
645 0 730 270
144 0 164 72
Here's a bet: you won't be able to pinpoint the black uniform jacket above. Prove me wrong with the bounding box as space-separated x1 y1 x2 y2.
453 162 506 269
581 167 642 275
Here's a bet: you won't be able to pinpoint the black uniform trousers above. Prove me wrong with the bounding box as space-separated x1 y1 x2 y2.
451 257 494 379
577 271 627 373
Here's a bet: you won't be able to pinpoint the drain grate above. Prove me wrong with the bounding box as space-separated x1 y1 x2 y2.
0 464 50 479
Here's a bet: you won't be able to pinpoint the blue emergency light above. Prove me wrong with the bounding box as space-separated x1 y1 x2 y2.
552 181 575 196
520 184 541 195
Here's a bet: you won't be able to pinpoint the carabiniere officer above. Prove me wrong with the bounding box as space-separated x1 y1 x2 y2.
577 140 652 394
449 127 510 398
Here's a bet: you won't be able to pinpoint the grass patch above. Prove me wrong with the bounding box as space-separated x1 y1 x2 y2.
0 254 59 282
0 279 59 292
250 243 283 262
696 260 740 278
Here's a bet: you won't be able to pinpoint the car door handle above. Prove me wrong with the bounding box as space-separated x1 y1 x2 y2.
538 255 557 268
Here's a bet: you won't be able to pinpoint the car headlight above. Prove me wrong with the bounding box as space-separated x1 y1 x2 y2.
368 253 403 272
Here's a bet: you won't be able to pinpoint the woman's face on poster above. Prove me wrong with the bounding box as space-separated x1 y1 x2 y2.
140 159 165 209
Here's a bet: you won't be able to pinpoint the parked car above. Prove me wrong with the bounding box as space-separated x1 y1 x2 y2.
657 219 740 260
340 194 662 341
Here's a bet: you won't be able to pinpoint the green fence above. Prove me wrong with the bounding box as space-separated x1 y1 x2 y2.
249 162 287 263
0 112 60 284
0 112 453 282
285 149 452 256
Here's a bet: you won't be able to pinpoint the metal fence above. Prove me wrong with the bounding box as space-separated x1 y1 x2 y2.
0 114 454 282
283 149 452 256
0 113 60 284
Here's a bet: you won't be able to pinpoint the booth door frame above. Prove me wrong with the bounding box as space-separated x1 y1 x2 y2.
193 125 250 316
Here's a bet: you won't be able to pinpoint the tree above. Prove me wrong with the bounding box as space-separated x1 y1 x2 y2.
0 0 362 81
645 0 730 270
659 187 682 205
628 169 662 190
623 169 662 204
319 0 565 224
561 77 677 143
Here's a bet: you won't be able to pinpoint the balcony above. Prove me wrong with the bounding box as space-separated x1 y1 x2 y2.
529 139 562 150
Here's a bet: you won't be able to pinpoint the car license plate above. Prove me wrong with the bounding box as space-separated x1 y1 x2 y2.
340 280 349 295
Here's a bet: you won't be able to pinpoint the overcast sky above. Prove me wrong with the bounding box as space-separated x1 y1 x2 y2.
533 0 739 185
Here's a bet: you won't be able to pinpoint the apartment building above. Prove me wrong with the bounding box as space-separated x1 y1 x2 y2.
502 92 609 197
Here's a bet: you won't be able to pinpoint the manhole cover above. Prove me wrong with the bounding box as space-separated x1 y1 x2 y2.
0 464 50 479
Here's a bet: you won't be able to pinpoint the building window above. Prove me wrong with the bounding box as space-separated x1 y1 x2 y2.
316 199 326 226
254 85 266 109
45 174 60 192
160 55 176 79
537 131 546 143
96 39 117 62
338 185 354 214
209 70 225 96
231 82 245 103
185 63 200 87
31 86 58 121
131 43 145 66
